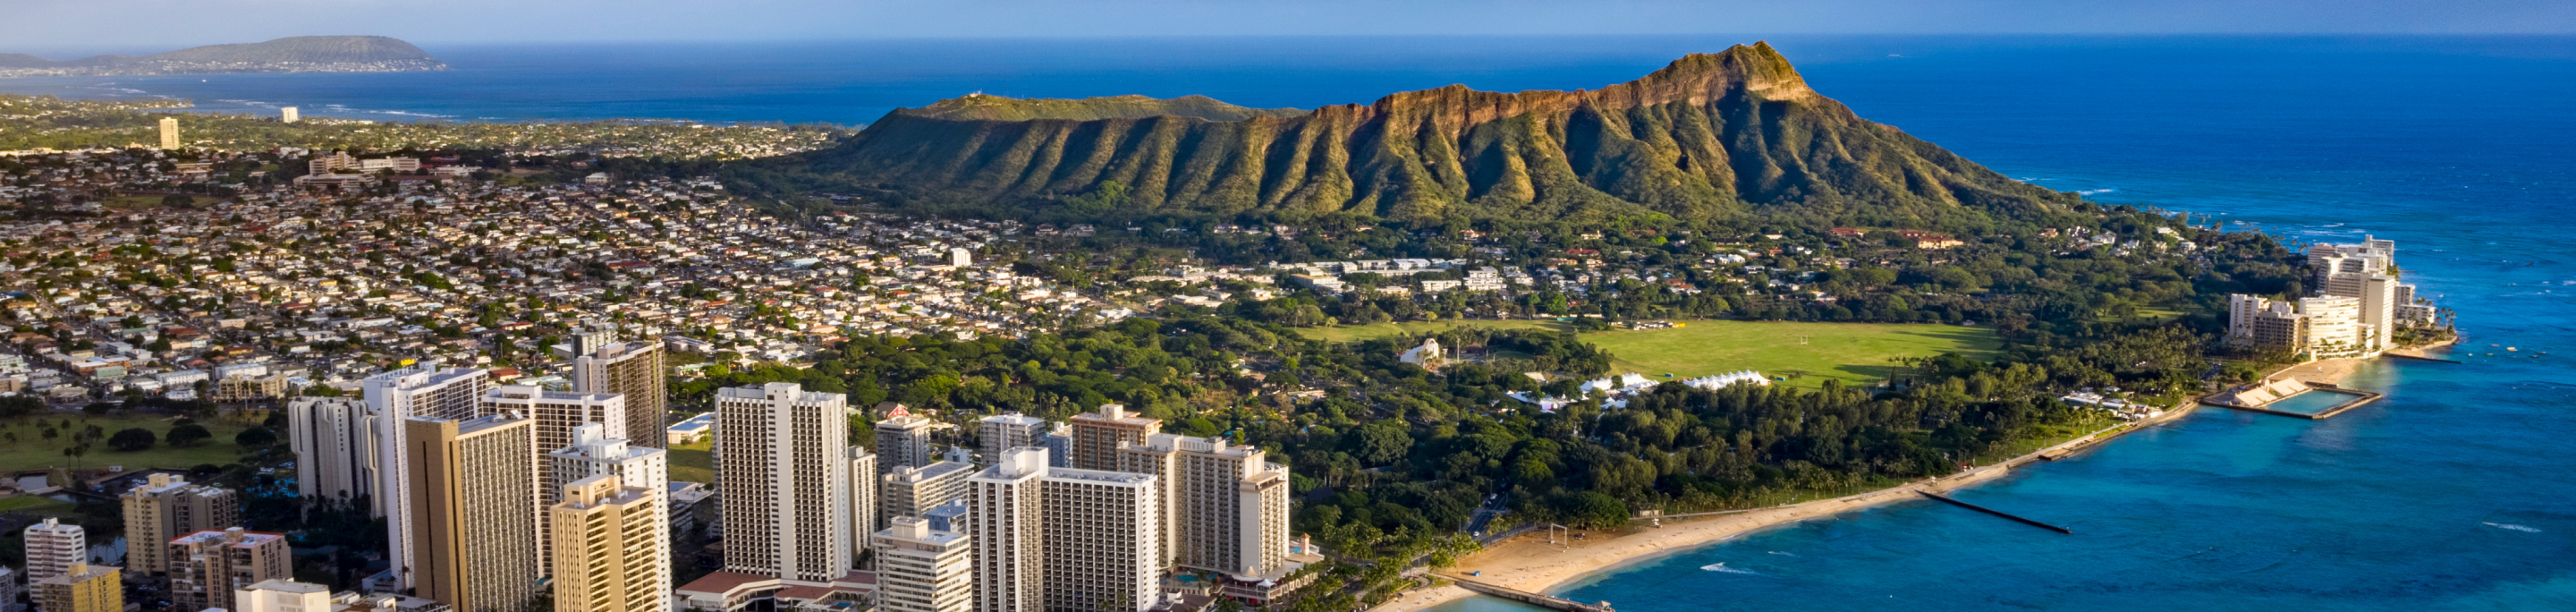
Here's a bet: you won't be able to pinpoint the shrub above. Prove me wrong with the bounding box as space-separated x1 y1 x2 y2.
166 423 214 447
107 428 156 452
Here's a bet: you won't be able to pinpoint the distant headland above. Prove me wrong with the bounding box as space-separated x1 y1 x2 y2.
0 36 446 78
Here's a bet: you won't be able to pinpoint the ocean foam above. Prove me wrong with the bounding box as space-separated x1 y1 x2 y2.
1699 562 1763 575
2485 523 2543 533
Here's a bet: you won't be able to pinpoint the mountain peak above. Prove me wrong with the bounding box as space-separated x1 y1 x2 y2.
777 45 2072 223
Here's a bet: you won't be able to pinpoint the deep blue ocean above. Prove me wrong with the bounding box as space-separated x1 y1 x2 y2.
8 35 2572 610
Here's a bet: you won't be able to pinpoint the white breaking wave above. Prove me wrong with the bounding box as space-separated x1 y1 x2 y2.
1699 562 1763 575
2485 523 2543 533
1767 551 1797 557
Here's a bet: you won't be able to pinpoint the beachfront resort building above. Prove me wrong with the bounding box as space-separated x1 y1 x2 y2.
2228 236 2437 360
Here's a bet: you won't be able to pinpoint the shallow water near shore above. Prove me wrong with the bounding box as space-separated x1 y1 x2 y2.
8 34 2573 608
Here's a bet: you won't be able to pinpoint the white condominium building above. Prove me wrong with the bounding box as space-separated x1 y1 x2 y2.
968 449 1047 612
978 413 1048 466
366 363 493 591
962 446 1170 612
550 474 671 612
22 518 83 607
884 461 975 525
287 396 377 513
877 415 937 474
484 386 628 495
848 449 877 570
715 382 853 582
1038 467 1162 612
232 579 331 612
872 517 974 612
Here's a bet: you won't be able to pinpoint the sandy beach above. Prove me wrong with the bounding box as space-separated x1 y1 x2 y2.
1370 405 2198 612
2274 337 2458 387
2275 358 2364 385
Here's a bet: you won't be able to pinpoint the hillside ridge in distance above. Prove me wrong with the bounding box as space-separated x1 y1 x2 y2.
0 36 446 77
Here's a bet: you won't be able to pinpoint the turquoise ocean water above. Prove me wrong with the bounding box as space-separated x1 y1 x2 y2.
6 35 2572 609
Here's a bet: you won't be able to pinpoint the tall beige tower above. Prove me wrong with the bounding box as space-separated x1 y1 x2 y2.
872 517 973 612
157 117 179 149
1067 404 1159 472
22 517 84 608
715 382 852 583
403 414 542 612
121 473 241 574
280 106 300 123
1119 434 1292 580
546 422 668 589
549 474 670 612
572 340 668 448
166 528 290 612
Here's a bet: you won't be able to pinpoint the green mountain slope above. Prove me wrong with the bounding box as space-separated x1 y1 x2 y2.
764 43 2075 224
139 36 439 64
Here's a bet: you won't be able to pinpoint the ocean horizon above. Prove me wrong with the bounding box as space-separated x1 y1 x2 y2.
6 34 2572 609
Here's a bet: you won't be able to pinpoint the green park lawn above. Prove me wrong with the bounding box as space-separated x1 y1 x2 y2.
668 438 714 484
1297 319 2001 388
1292 319 1568 344
0 414 255 472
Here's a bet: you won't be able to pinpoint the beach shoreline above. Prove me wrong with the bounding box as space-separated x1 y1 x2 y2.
2269 336 2457 387
1374 404 2199 612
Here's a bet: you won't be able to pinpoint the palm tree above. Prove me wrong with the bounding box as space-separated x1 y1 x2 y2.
64 443 90 470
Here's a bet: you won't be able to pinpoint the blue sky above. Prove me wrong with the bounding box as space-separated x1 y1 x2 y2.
9 0 2574 54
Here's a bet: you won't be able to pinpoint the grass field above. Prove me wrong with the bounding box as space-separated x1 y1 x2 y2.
1294 319 2001 388
668 438 713 484
0 414 256 472
0 495 73 514
1586 320 2002 388
1292 319 1569 344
